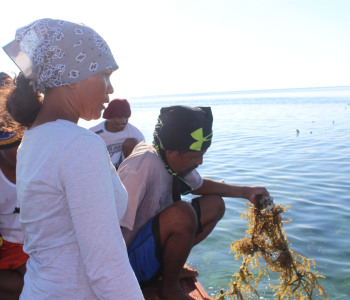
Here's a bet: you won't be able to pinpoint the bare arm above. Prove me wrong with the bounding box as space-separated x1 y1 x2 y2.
192 178 270 206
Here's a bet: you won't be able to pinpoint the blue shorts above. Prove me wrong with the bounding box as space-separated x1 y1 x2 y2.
127 198 202 287
127 215 163 287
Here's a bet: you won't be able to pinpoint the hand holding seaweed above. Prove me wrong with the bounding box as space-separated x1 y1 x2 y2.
214 200 328 299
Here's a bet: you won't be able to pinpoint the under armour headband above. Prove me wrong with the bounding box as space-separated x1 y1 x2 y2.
154 105 213 152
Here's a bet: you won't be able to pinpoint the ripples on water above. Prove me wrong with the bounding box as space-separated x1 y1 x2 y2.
83 87 350 299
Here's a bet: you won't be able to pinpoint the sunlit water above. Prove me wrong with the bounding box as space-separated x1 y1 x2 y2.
81 86 350 299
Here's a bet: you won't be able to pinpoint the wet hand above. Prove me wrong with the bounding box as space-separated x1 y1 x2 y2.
247 187 272 209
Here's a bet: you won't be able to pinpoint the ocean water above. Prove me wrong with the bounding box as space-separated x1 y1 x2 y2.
82 86 350 299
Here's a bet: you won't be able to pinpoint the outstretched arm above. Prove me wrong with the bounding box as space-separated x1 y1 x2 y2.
192 178 270 206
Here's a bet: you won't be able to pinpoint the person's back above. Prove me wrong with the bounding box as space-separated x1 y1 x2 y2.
18 121 131 298
119 140 202 246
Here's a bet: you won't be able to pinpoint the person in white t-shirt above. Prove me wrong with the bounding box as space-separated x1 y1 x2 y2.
118 105 272 300
90 98 144 169
0 72 28 299
3 19 143 300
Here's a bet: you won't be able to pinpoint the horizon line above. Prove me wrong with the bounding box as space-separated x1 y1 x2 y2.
131 85 350 100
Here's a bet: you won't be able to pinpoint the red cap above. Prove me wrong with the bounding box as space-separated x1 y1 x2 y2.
103 98 131 119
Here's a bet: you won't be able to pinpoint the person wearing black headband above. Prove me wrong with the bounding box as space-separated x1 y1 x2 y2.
118 105 271 300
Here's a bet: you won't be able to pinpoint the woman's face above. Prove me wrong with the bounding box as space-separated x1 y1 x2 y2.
73 69 114 121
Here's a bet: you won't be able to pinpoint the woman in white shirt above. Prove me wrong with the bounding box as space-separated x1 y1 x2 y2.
3 18 143 300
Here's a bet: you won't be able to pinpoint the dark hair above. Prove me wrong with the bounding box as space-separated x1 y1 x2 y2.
0 72 12 88
0 73 25 135
6 73 43 127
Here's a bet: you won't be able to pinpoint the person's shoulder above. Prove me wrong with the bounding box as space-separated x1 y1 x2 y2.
28 121 107 160
55 121 106 148
126 123 145 140
126 122 143 133
126 122 139 130
89 120 105 133
130 141 157 158
57 120 96 136
34 119 90 137
119 141 161 171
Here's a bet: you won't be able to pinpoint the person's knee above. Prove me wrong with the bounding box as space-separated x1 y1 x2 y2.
215 195 226 220
201 194 225 222
160 201 198 234
0 268 25 297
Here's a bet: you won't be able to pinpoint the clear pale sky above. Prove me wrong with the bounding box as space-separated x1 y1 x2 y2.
1 0 349 97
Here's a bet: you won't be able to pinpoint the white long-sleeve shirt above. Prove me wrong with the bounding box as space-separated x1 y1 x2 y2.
17 119 143 300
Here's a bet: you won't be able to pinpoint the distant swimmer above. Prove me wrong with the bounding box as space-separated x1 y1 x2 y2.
296 129 299 136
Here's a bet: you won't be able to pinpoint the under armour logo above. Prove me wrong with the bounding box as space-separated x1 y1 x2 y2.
189 128 212 151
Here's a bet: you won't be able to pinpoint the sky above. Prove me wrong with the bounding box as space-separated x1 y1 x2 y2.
1 0 349 98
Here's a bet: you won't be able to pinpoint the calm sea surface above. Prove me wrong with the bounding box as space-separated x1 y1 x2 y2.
82 86 350 299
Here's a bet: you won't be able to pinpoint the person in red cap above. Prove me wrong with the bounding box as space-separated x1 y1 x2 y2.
90 98 145 169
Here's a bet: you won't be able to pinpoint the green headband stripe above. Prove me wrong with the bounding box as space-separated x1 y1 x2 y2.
154 143 178 176
189 128 213 151
155 133 166 151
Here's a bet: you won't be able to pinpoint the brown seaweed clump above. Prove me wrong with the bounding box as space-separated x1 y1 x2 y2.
213 203 328 300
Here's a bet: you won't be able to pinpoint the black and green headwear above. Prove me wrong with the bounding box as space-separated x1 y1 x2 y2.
153 106 213 205
154 105 213 152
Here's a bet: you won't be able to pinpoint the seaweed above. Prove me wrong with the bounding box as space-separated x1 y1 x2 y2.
213 202 328 299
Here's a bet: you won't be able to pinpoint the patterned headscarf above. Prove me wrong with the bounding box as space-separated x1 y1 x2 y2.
2 18 118 92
